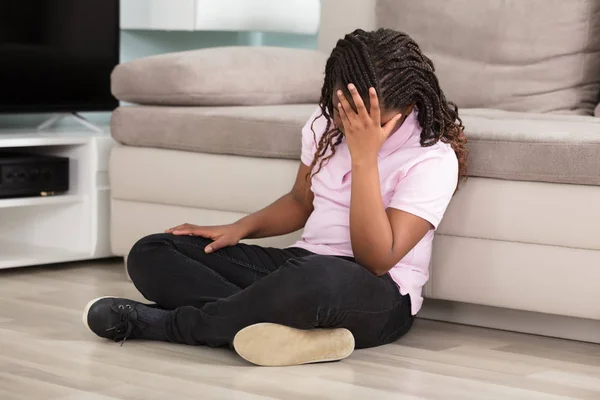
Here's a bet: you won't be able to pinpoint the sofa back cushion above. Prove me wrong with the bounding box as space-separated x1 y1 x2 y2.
376 0 600 115
317 0 377 52
111 47 328 106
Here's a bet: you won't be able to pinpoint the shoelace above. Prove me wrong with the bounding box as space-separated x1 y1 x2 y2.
105 304 134 346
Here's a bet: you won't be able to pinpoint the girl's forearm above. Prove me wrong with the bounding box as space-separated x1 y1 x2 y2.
349 159 395 275
235 193 313 239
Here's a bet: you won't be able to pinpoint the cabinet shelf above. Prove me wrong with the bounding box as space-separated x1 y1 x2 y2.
0 194 84 209
0 130 106 148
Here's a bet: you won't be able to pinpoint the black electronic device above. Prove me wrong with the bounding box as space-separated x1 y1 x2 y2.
0 0 120 113
0 152 69 198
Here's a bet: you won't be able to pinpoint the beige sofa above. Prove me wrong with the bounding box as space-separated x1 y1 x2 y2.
109 0 600 343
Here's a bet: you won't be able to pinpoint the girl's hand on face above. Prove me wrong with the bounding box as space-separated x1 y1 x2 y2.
165 223 245 253
337 84 403 165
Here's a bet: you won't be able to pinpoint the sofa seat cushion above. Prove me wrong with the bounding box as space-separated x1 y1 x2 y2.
111 105 600 186
463 109 600 186
111 104 316 160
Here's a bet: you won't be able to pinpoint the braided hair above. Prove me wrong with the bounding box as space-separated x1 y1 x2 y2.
308 28 468 185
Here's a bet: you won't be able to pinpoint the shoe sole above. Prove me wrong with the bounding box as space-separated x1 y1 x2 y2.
82 296 115 330
233 323 355 367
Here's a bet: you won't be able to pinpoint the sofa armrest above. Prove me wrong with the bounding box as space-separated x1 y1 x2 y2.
596 103 600 117
111 47 328 107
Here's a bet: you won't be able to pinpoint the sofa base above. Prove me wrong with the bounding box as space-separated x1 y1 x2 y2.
110 148 600 340
428 235 600 320
112 198 600 343
419 299 600 344
111 198 302 256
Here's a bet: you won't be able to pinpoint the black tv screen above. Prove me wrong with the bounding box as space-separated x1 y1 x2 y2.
0 0 119 113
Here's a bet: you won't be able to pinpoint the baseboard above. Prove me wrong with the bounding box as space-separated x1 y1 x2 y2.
418 299 600 344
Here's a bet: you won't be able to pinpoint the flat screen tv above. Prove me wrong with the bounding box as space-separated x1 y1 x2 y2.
0 0 120 113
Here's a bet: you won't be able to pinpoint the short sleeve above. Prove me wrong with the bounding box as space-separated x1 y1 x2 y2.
301 108 326 166
387 150 459 229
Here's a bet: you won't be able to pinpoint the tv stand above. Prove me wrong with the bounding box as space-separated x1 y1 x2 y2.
0 127 115 269
37 113 105 133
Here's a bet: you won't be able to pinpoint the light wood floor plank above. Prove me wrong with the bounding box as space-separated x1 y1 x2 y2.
0 260 599 400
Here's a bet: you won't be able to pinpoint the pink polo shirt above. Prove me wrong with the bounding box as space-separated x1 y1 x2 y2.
293 108 458 315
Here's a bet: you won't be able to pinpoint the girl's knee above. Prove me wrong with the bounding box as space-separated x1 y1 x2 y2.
126 233 173 283
129 233 172 254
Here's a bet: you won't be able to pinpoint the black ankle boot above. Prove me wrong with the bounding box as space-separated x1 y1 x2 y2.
83 297 169 343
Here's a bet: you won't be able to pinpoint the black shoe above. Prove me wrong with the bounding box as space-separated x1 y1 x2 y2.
83 296 153 343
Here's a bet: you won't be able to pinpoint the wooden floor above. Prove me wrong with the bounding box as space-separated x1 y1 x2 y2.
1 260 599 400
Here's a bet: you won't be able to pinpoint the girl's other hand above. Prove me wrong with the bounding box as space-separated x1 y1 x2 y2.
337 84 402 164
165 223 245 253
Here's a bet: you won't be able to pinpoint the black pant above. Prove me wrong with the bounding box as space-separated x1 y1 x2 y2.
127 233 413 348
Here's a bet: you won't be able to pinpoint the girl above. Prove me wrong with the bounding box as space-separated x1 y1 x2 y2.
83 29 467 366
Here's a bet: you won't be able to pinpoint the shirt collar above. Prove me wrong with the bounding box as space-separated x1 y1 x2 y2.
378 109 419 159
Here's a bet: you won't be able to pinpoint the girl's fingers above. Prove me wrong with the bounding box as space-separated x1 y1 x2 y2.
369 87 381 125
337 90 354 125
382 113 403 137
338 102 351 127
347 84 369 119
205 237 228 253
165 224 185 233
171 229 192 236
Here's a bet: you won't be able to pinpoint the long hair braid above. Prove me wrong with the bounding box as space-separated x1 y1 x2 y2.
308 28 468 184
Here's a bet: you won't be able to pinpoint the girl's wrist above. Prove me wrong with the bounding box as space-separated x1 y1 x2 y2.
233 218 253 239
351 153 378 168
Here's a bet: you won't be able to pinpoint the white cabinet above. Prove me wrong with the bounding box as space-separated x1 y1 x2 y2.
0 130 115 269
120 0 321 34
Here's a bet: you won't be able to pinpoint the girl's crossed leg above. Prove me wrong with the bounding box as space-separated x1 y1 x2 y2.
84 233 413 364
